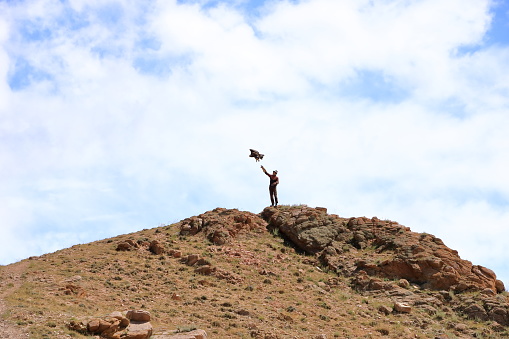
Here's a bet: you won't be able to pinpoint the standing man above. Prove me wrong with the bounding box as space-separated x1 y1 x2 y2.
261 165 279 207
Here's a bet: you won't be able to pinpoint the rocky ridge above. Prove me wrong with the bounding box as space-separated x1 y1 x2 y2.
260 206 503 293
259 206 509 327
172 206 509 329
1 205 508 338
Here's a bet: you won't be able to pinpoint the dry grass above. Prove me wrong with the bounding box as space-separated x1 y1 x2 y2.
1 215 508 338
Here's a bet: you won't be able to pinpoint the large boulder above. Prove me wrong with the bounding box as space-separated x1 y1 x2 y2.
126 309 151 322
68 310 152 339
124 321 154 339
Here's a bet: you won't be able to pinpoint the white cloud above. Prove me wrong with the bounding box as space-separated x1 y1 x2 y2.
255 0 491 95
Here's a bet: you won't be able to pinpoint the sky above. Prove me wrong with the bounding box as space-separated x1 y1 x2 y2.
1 0 508 286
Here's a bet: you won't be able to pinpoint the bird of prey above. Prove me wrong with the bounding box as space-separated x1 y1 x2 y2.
249 149 264 162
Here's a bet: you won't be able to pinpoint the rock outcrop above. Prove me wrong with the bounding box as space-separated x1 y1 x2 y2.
260 206 505 294
68 310 153 339
179 208 267 245
175 206 509 327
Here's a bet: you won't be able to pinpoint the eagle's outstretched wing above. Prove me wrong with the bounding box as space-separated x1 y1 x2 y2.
249 149 264 161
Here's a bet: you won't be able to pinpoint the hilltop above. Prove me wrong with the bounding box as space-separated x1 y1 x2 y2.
0 205 508 338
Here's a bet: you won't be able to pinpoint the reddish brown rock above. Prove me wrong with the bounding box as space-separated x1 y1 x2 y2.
178 208 267 245
149 240 165 255
70 310 152 339
195 265 216 275
261 206 503 294
394 301 412 313
378 305 392 315
496 280 506 293
87 319 101 333
124 321 153 339
174 206 509 328
463 303 489 321
68 320 87 333
116 239 138 251
184 254 200 266
169 249 182 258
126 310 151 322
109 311 130 327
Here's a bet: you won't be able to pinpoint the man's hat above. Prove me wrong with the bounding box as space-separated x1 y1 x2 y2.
274 170 278 174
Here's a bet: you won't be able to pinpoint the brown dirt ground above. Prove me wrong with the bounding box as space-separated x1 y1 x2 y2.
0 260 30 338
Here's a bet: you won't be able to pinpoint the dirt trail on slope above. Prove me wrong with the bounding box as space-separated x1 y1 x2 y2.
0 260 30 338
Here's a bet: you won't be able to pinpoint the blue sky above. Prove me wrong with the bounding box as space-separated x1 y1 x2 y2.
1 0 509 287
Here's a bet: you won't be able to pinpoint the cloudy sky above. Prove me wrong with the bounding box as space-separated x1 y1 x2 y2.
1 0 508 285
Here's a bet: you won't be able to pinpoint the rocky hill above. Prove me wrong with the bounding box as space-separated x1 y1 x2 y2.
0 205 508 338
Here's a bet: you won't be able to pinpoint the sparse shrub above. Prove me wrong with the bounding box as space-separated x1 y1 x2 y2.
318 302 331 309
222 313 237 319
434 310 446 321
319 314 330 321
271 228 280 237
286 306 296 312
376 327 390 335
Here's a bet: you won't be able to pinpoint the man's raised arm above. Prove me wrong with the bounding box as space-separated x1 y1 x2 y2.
261 165 269 176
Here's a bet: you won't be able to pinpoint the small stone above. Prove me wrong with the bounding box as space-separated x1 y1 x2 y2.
87 319 101 333
393 301 412 313
126 310 151 322
110 311 130 327
169 250 182 258
149 240 165 255
195 265 215 275
454 323 468 332
378 305 392 315
116 242 133 251
236 309 250 316
398 279 410 288
185 254 200 266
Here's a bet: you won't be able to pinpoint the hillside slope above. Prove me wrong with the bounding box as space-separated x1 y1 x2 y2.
1 205 508 338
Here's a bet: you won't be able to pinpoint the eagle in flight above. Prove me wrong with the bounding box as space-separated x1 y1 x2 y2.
249 149 264 162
